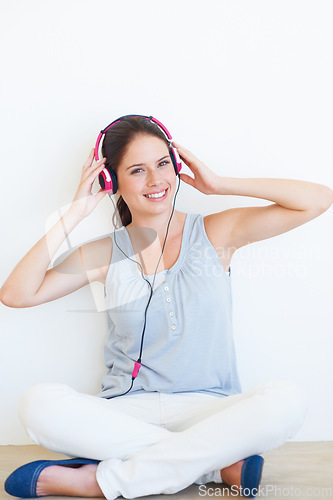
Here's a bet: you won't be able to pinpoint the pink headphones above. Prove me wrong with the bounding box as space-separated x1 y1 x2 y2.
94 114 182 194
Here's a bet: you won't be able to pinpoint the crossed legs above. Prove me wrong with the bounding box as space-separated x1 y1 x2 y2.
18 380 307 499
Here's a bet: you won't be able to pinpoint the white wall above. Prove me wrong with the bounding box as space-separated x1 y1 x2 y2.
0 0 332 444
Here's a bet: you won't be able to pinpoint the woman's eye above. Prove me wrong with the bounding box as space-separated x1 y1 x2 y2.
131 161 169 174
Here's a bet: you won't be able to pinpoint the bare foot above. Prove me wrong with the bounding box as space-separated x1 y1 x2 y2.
36 464 104 497
220 459 244 488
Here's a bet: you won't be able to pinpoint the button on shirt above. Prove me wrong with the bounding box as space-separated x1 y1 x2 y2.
99 213 241 399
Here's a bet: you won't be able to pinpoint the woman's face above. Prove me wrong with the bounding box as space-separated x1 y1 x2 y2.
116 134 177 218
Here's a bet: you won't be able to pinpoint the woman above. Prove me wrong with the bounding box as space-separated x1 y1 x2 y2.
1 115 332 499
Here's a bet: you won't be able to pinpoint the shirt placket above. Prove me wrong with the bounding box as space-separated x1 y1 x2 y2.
162 275 179 335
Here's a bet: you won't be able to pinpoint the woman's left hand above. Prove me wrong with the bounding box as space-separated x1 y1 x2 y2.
172 141 220 195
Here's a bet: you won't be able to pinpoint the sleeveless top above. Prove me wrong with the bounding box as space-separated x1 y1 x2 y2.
98 213 242 399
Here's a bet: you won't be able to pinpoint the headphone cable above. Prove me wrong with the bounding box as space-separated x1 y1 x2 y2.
106 175 181 398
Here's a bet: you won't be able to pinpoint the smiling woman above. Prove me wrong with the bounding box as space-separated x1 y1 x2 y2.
101 116 180 227
114 135 177 223
1 115 332 500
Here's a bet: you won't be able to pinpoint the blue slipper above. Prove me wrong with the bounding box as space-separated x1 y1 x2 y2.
4 457 100 498
240 455 264 498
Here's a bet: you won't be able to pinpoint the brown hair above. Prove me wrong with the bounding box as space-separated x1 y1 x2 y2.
101 116 172 227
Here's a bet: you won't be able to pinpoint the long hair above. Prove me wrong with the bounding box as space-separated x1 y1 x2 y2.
101 116 172 227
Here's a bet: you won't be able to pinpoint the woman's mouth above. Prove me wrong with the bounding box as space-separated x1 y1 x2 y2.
143 188 168 201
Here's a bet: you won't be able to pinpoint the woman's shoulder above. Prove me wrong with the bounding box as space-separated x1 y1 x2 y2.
201 212 236 274
202 211 234 249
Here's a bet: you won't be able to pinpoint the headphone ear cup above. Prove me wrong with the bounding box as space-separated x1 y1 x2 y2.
170 148 182 175
109 170 118 194
98 166 118 194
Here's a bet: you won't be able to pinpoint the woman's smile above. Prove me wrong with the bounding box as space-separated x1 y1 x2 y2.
143 188 168 201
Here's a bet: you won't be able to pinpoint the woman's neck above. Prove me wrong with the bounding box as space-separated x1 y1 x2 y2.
127 209 183 241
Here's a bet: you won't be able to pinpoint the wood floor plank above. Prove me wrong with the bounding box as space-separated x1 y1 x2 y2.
1 443 332 499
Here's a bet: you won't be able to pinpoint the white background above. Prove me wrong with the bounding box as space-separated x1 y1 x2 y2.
0 0 332 444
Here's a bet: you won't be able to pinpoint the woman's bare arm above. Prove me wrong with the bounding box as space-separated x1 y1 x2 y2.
204 177 332 251
0 149 109 308
172 141 332 250
1 210 80 307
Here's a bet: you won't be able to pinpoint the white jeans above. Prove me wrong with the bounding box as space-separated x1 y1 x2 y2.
18 380 307 499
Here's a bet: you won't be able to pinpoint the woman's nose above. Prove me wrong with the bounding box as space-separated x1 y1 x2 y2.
147 169 163 186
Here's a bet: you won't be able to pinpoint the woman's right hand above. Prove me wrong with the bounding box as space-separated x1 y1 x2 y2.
69 148 108 220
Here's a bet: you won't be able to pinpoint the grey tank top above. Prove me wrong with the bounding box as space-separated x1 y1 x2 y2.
98 213 242 399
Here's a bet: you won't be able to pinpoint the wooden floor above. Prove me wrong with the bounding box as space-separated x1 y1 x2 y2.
0 442 332 499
